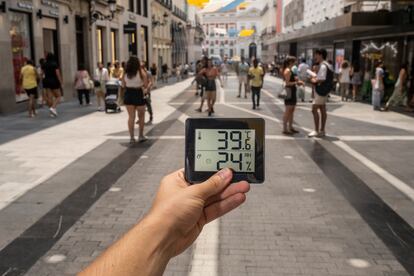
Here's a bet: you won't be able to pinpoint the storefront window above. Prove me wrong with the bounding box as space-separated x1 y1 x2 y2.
9 11 33 102
96 27 104 64
111 29 118 63
335 49 345 74
140 26 148 64
360 40 400 80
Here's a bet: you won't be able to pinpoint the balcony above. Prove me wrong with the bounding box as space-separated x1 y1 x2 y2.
155 0 172 10
173 5 188 21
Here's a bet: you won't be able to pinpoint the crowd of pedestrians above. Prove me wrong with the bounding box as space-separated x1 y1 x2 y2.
17 48 414 146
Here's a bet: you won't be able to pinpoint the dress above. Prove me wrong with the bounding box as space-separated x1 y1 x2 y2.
284 69 297 106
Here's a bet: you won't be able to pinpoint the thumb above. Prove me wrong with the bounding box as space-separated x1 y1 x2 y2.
195 168 233 200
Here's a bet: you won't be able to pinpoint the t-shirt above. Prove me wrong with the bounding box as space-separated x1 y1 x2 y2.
21 65 37 89
317 63 328 81
238 62 250 76
339 67 351 83
111 67 124 79
248 66 264 87
43 62 59 83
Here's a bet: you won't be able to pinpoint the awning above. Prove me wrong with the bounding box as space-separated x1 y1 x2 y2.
267 11 392 45
239 29 255 37
187 0 209 9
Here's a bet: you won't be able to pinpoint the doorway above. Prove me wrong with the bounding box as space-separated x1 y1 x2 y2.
42 17 58 63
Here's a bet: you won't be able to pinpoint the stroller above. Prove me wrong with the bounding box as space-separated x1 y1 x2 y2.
105 79 121 113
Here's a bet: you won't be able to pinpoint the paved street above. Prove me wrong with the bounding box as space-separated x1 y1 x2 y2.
0 74 413 276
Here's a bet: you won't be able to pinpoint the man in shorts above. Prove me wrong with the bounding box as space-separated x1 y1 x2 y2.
309 49 334 138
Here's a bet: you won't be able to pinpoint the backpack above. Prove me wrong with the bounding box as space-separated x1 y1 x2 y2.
315 62 334 96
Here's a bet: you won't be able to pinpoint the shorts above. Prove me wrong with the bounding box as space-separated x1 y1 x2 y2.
313 93 328 105
203 90 216 100
25 87 38 99
124 87 146 106
43 79 61 90
238 75 248 84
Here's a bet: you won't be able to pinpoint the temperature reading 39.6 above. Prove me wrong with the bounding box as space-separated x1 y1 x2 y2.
194 129 256 172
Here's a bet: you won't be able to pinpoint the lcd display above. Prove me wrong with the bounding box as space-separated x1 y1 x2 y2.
194 129 256 172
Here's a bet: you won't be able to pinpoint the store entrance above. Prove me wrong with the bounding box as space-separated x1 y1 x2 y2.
42 17 59 63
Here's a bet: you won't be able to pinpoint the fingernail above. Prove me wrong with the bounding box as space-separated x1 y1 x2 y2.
217 168 232 180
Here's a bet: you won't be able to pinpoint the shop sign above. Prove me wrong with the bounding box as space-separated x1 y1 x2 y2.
124 23 136 34
17 2 33 11
41 0 59 9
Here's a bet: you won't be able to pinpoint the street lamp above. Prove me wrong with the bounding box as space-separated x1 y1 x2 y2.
108 0 116 18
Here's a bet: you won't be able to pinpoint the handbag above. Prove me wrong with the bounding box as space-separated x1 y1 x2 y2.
279 84 292 100
94 80 101 88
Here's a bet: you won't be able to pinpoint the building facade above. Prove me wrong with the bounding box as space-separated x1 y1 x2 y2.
171 0 188 66
186 5 205 64
151 0 173 75
201 0 265 60
0 0 152 114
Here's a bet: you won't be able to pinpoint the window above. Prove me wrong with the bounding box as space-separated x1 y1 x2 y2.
140 26 148 63
111 29 118 62
129 0 134 12
137 0 141 15
9 11 33 102
210 49 214 54
143 0 148 17
96 27 104 64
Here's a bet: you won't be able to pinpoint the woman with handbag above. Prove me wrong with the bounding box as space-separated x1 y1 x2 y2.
74 64 92 105
282 56 303 135
198 58 222 117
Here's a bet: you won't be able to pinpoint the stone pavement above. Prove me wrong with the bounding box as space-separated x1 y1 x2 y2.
0 73 413 275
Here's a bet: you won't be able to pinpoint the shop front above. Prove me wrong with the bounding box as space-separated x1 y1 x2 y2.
9 9 34 103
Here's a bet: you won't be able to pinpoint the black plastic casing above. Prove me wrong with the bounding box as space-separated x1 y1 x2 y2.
185 118 265 184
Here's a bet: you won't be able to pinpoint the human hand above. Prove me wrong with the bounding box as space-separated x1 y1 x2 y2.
148 168 250 257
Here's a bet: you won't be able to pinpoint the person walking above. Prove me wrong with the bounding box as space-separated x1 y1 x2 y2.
111 61 124 106
282 56 303 135
198 58 222 116
220 58 229 82
372 60 385 111
297 58 309 102
42 53 63 117
150 63 158 88
122 56 149 143
161 63 169 83
339 60 351 101
384 63 408 111
74 64 92 106
309 49 334 138
37 58 46 107
195 57 208 112
350 63 362 101
143 62 154 124
110 61 124 80
248 59 264 110
94 62 109 111
237 57 250 98
20 59 39 117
